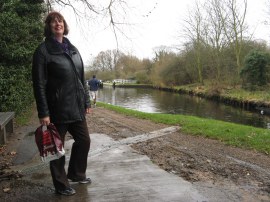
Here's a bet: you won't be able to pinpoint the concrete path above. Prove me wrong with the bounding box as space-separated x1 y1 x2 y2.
14 127 209 202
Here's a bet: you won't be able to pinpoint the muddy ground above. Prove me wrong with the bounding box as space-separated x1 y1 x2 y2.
0 107 270 201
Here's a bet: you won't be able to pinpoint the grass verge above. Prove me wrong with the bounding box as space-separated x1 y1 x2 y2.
98 102 270 155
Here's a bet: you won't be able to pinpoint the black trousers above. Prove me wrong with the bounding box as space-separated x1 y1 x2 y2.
50 120 90 191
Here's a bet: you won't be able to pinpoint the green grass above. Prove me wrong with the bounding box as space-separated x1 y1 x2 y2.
15 104 35 126
98 102 270 154
223 88 270 102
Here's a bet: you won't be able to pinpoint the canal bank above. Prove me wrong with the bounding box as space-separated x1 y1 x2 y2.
155 86 270 112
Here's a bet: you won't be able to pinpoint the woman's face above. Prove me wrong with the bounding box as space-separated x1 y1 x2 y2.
50 17 64 37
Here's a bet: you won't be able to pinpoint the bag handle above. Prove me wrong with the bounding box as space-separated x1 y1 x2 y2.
42 125 47 132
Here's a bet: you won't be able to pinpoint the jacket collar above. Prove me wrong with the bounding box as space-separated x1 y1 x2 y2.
45 37 77 55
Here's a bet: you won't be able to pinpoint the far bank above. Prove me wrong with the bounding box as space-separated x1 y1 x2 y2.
106 82 270 112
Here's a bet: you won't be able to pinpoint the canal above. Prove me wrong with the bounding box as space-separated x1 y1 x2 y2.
97 86 270 128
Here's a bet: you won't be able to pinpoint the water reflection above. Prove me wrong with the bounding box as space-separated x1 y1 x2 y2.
97 86 270 128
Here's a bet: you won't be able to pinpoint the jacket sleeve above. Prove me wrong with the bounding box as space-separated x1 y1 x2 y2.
79 55 91 108
32 45 50 118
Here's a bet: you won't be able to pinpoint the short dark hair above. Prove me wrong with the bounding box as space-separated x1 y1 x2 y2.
93 75 96 78
44 11 69 37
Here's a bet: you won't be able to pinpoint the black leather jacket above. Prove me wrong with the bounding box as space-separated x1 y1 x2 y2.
32 37 90 124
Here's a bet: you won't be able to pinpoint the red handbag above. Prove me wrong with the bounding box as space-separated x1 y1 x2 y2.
35 123 65 163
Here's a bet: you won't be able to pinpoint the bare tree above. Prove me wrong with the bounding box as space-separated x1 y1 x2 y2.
153 46 173 62
205 0 229 79
91 49 124 71
183 0 207 84
91 51 112 71
220 0 248 75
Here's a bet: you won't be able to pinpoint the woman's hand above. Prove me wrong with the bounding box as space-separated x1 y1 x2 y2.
39 116 50 126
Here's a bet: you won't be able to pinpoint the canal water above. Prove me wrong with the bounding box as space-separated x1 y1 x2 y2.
97 86 270 129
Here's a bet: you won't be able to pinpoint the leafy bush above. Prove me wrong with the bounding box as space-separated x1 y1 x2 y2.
0 0 44 114
240 50 270 90
0 66 33 113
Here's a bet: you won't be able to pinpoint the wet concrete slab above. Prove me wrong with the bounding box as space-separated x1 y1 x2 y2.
60 133 208 202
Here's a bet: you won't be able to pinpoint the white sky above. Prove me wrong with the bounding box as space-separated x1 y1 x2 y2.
58 0 270 64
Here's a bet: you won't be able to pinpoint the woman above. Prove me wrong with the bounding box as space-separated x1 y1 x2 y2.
32 11 92 196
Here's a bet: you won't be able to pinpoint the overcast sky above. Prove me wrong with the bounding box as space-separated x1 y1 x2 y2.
58 0 269 64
